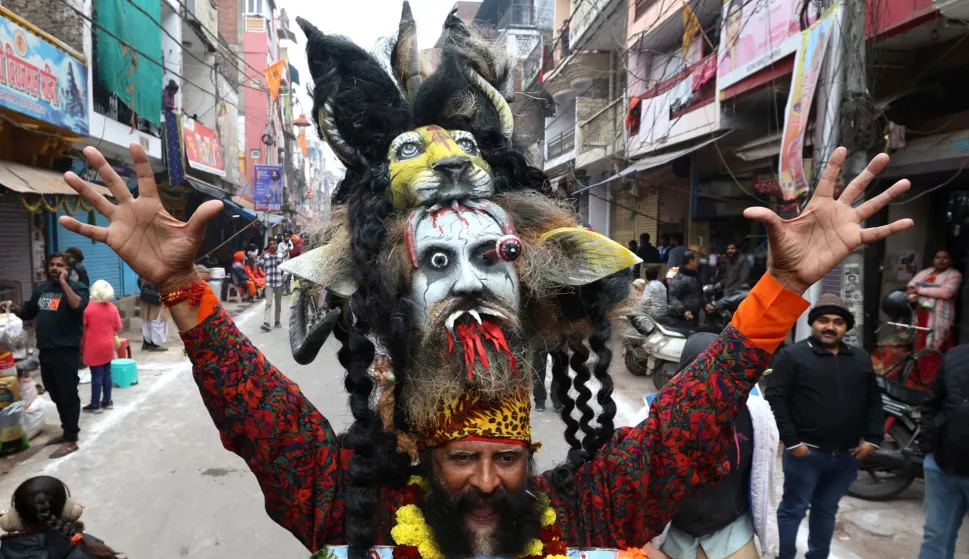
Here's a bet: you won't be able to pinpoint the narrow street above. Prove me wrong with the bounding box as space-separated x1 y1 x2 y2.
0 300 962 558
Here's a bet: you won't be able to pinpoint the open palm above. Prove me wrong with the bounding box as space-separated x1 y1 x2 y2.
745 147 914 294
59 144 223 291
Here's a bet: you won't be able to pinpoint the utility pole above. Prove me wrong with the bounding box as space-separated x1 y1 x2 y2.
839 0 869 347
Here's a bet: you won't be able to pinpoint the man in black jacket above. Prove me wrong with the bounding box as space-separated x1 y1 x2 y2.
765 293 882 559
919 343 969 558
668 250 703 325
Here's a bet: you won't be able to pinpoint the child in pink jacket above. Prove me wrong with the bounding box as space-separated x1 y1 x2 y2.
81 280 121 414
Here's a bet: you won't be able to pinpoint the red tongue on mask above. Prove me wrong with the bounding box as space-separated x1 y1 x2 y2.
446 319 518 379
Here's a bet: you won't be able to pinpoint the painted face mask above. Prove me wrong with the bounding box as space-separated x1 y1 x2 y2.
388 126 494 210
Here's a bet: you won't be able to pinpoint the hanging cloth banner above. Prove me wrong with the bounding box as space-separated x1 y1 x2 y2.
778 2 842 201
265 60 286 101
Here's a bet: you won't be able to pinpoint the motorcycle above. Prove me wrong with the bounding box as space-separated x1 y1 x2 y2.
847 374 929 501
622 286 750 390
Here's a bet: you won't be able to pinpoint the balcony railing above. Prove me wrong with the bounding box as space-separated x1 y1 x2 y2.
92 81 160 137
497 3 534 29
547 130 576 159
524 39 542 84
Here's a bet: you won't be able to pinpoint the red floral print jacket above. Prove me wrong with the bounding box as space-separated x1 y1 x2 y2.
181 274 807 552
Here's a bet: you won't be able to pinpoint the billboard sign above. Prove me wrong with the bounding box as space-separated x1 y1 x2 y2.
254 164 283 212
0 8 89 134
182 117 225 177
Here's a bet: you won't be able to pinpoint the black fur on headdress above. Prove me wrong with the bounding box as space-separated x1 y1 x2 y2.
296 10 626 559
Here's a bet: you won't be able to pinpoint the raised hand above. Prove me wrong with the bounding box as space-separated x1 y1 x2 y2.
744 147 914 295
58 143 223 292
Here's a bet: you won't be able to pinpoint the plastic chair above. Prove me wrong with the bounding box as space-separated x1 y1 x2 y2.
116 337 131 359
225 284 244 303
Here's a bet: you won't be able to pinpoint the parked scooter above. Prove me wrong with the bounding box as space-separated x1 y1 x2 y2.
622 286 750 390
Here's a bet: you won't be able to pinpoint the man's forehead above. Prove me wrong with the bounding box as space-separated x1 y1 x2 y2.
442 439 524 454
415 209 503 240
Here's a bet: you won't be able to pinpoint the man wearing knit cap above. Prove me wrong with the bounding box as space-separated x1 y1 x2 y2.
765 293 883 559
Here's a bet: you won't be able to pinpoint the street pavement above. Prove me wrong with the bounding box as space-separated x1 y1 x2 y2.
0 299 963 558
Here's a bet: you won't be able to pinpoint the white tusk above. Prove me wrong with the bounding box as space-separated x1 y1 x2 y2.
469 310 482 324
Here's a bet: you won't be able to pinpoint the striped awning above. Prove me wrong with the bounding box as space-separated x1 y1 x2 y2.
0 161 112 198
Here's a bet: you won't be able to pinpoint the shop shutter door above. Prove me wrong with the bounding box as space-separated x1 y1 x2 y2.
612 190 636 245
0 202 33 303
635 184 659 240
658 181 691 232
56 209 122 294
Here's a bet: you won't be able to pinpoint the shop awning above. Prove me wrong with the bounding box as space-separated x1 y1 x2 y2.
0 161 113 197
183 176 232 200
572 132 731 195
223 199 256 220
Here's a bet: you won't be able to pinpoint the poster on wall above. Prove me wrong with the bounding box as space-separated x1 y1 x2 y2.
717 0 821 91
182 118 225 177
254 164 283 212
0 7 89 134
777 3 841 201
892 251 920 282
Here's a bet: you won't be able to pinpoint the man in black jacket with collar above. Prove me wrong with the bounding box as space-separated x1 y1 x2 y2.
765 293 882 559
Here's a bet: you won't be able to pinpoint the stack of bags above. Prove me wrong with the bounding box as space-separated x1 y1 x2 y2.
0 311 44 455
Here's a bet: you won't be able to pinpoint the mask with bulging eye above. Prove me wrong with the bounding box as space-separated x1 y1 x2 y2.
387 126 494 210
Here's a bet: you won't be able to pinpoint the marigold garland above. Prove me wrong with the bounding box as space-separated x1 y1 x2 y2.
391 477 563 559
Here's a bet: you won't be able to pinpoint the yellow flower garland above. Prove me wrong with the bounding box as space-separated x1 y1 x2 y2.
390 485 558 559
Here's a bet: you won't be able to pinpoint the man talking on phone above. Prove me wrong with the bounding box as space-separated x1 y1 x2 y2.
1 252 88 458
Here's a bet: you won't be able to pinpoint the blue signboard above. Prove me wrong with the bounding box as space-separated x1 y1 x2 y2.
315 547 620 559
254 164 283 212
0 8 89 134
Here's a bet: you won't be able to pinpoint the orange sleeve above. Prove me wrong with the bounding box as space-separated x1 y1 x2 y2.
731 273 810 353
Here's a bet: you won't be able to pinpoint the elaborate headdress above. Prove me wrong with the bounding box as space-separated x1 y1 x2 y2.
285 6 640 559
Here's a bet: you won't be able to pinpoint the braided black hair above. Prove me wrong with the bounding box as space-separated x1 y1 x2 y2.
10 476 122 559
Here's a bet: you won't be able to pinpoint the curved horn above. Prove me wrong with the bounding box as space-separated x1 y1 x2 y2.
317 97 355 165
463 66 514 140
290 288 343 365
393 1 423 101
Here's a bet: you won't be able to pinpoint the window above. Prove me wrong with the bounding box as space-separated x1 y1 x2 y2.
246 0 263 15
635 0 659 20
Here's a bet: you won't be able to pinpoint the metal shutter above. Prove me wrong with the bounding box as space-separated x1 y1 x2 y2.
0 202 33 303
612 190 636 245
658 180 691 233
635 184 659 240
55 208 122 294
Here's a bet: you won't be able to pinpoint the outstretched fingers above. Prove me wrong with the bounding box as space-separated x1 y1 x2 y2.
82 146 132 203
130 142 159 199
838 153 891 206
813 147 847 199
63 171 116 219
859 218 915 245
58 215 109 243
855 179 911 221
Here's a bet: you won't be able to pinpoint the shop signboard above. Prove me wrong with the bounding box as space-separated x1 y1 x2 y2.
182 117 225 177
0 7 89 134
717 0 821 91
254 164 283 212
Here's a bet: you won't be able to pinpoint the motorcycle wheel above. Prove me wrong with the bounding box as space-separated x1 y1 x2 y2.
624 351 650 377
651 361 678 392
847 423 917 501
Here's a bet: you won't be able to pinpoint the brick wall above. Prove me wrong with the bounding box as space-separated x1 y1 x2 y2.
217 0 241 84
5 0 86 55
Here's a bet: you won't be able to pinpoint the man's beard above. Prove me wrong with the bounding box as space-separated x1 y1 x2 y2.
405 295 530 430
421 470 541 559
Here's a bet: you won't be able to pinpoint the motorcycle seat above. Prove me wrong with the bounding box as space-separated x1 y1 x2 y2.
876 375 931 407
654 318 694 338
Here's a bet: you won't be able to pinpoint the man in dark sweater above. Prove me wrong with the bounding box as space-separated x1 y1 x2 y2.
765 294 882 559
2 253 88 458
919 343 969 558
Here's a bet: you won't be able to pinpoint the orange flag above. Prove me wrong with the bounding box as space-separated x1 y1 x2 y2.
298 128 308 156
265 60 286 101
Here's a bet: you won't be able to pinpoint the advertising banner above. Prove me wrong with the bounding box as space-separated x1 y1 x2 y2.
0 8 89 134
717 0 820 91
182 117 225 177
778 3 841 200
254 164 283 212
